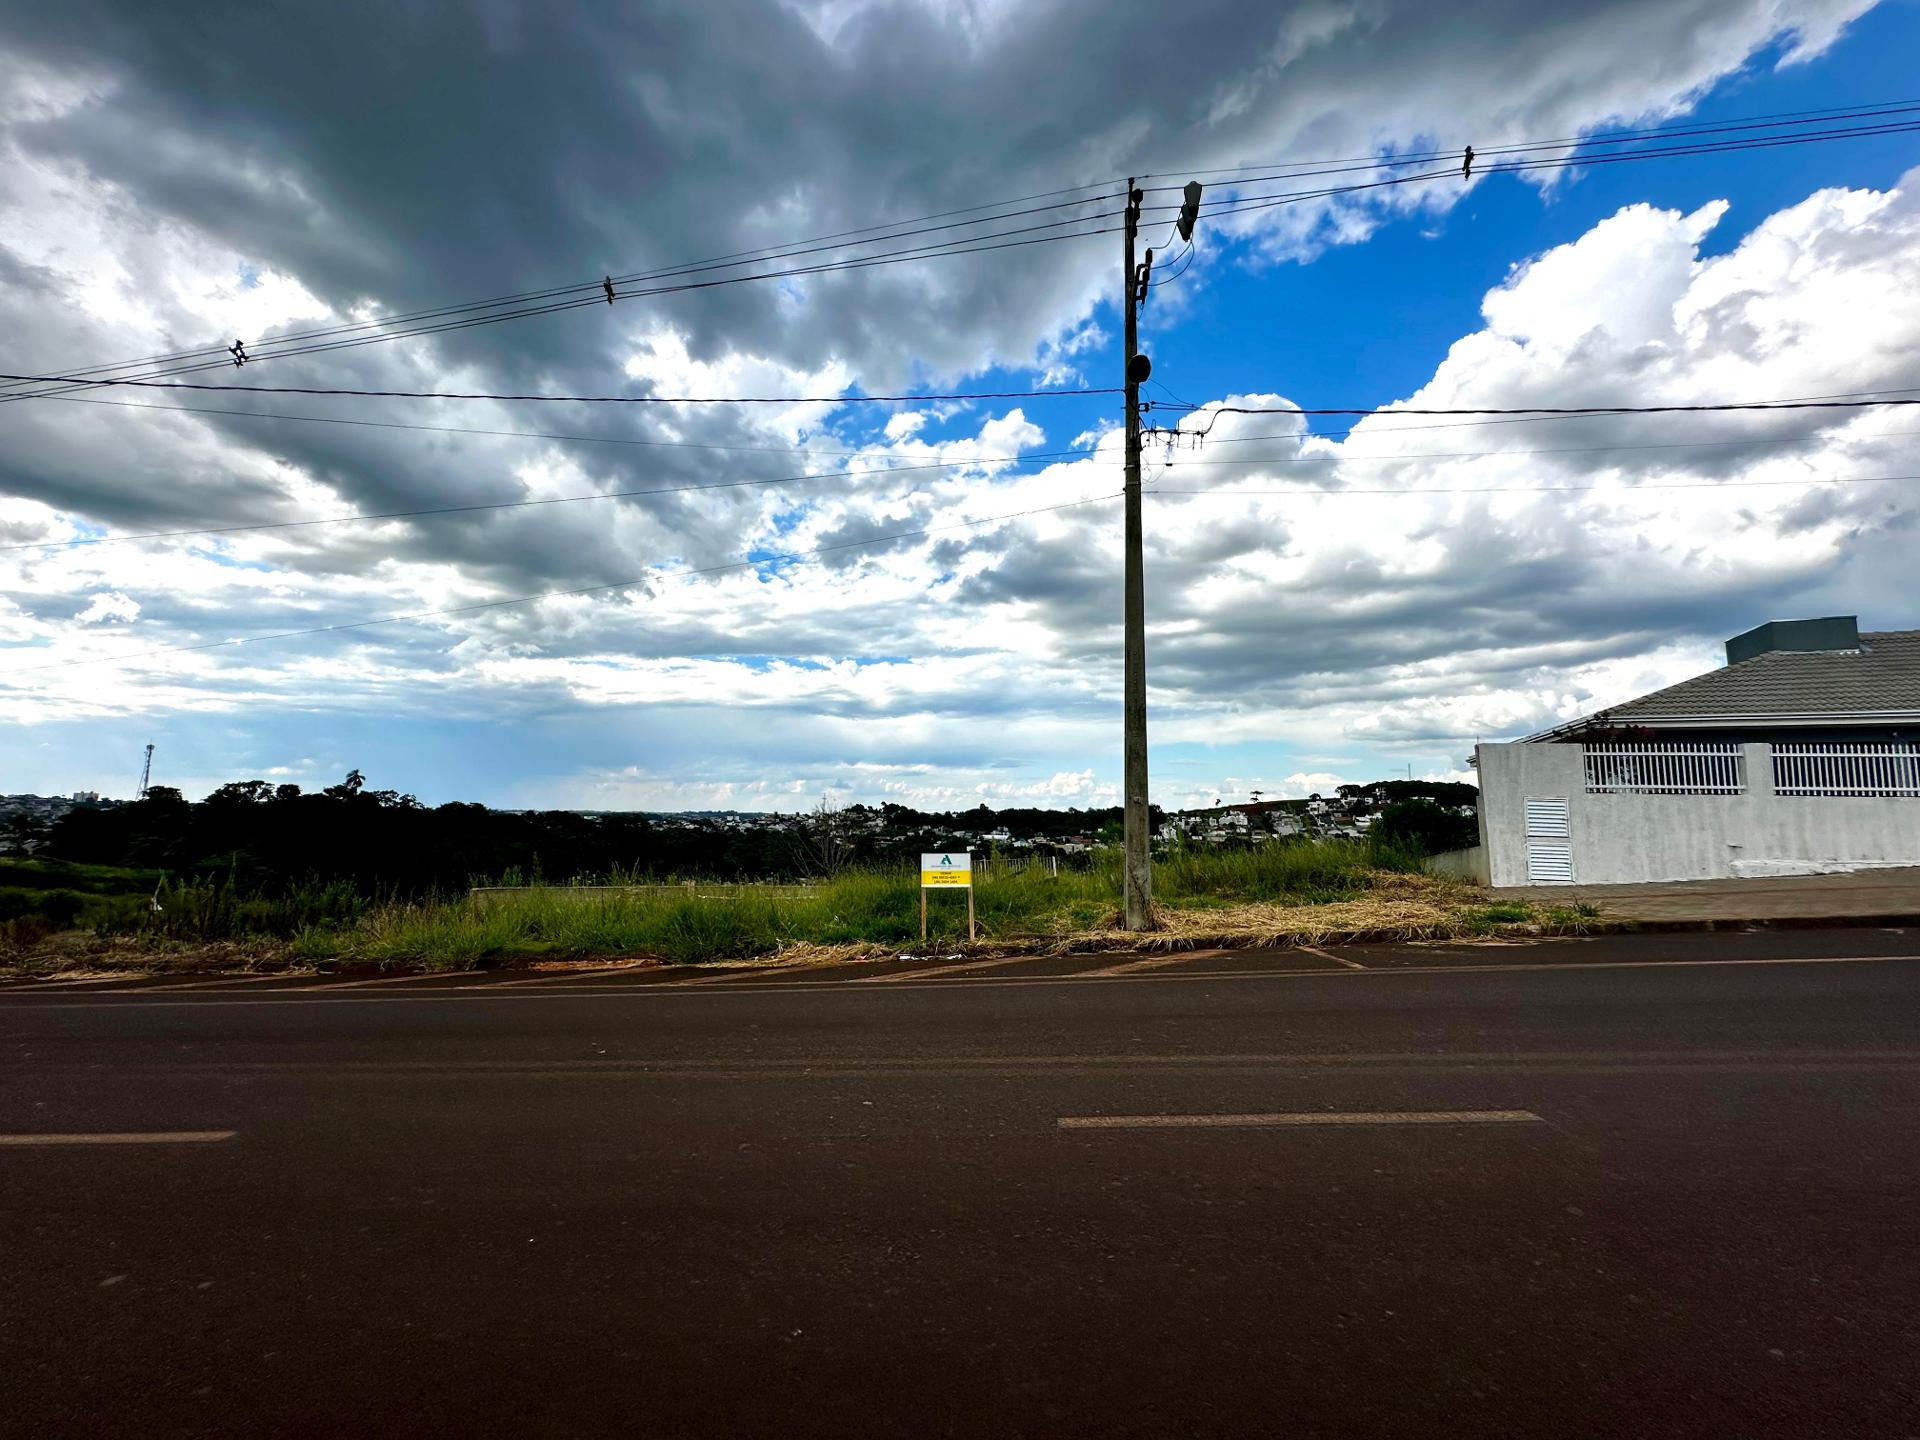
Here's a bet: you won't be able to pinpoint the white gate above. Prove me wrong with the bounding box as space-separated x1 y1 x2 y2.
1524 797 1574 883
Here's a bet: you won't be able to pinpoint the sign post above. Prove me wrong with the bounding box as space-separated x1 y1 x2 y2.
919 852 974 942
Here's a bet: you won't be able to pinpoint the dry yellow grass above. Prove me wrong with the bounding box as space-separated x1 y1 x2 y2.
1071 897 1474 950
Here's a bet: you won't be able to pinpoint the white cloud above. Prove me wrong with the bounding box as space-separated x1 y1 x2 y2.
74 591 140 624
0 1 1907 807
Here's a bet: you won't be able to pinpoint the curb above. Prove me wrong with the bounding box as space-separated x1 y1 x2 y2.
6 913 1913 983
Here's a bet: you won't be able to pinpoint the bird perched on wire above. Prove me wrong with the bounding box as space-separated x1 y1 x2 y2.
1461 146 1474 181
603 276 616 304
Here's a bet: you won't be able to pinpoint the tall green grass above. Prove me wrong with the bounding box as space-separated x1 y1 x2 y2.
288 838 1422 970
144 877 368 941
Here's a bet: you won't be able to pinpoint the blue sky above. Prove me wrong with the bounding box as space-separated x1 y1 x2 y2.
4 0 1920 809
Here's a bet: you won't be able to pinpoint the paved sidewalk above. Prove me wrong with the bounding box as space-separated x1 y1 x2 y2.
1500 866 1920 924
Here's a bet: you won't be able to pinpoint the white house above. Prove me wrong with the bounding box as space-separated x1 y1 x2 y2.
1467 617 1920 886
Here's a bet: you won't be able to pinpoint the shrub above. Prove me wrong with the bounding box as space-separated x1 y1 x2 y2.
1371 800 1476 858
0 915 55 957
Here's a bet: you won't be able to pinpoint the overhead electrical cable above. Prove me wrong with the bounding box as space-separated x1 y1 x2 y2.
0 187 1124 397
14 109 1908 406
1135 119 1920 228
1153 424 1920 463
38 391 1920 459
1135 97 1920 189
11 100 1914 403
0 210 1127 403
0 371 1116 404
1150 472 1919 498
8 369 1916 418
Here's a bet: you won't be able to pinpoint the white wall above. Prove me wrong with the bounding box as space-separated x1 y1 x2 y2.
1477 741 1920 886
1426 845 1489 884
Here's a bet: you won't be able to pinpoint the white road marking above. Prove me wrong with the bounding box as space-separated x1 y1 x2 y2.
293 970 479 991
131 973 306 991
1298 944 1367 970
669 962 832 985
0 1130 236 1146
3 975 153 992
1078 949 1228 978
1058 1110 1544 1130
5 951 1912 1007
872 955 1043 982
487 965 660 987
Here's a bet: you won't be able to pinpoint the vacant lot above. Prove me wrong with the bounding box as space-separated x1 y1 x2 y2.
0 842 1603 974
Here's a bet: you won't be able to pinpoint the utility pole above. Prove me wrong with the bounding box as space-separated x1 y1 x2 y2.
1121 180 1152 930
1119 178 1203 932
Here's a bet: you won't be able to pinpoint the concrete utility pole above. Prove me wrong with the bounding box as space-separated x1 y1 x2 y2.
1121 180 1152 930
1119 178 1203 932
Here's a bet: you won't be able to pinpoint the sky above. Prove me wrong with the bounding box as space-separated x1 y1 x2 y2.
3 0 1919 811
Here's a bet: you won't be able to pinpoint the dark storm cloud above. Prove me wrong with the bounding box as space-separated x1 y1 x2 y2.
0 0 1896 747
3 0 1875 399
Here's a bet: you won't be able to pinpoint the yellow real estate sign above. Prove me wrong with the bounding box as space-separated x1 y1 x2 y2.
920 852 972 887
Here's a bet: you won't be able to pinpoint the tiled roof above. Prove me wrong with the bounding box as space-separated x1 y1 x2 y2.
1604 630 1920 721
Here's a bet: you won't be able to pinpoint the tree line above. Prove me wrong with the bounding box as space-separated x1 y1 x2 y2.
27 770 1476 899
34 774 1144 897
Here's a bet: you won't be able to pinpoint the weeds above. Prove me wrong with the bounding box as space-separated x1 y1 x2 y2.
291 839 1447 969
1 837 1569 971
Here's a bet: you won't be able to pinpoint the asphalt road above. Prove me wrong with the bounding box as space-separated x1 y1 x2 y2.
5 929 1919 1438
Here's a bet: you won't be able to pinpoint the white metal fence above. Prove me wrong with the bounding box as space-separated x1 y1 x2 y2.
1772 742 1920 798
1582 742 1746 795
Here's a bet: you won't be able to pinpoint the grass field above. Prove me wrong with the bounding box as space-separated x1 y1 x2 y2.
0 856 163 940
0 841 1598 973
290 842 1589 968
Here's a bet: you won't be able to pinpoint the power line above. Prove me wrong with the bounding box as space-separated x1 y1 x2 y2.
1153 424 1920 461
1136 97 1920 189
41 391 1920 463
10 369 1915 418
1 191 1124 398
133 114 1920 389
1129 118 1920 234
1148 391 1920 425
8 493 1121 676
35 97 1903 393
15 111 1907 408
1145 241 1197 288
0 371 1117 405
35 97 1912 395
15 99 1914 403
0 211 1127 403
1150 472 1919 498
1172 111 1920 203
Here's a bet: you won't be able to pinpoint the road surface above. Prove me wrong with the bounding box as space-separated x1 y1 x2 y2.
5 928 1919 1437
